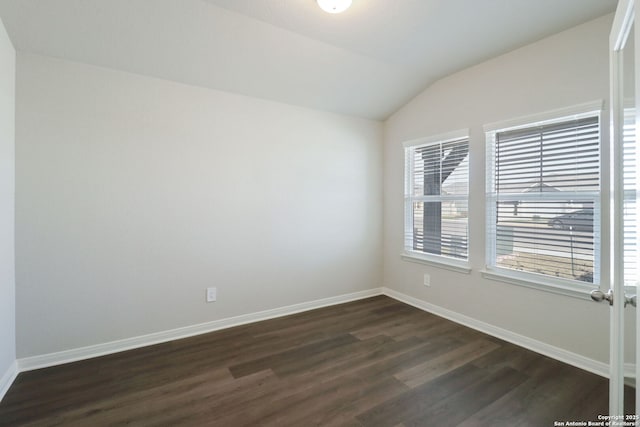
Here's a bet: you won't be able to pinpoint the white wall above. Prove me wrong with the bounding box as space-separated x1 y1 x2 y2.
15 54 382 358
12 12 620 369
0 16 15 386
384 14 618 363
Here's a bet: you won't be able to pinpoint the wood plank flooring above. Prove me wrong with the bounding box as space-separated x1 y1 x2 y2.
0 296 630 426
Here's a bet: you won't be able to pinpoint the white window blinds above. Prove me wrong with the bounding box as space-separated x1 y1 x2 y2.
486 114 600 284
624 106 637 287
405 136 469 261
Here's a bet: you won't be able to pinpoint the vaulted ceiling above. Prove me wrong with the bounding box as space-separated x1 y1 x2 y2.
0 0 618 120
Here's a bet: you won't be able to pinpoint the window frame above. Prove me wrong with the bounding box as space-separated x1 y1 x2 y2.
482 101 604 299
402 129 471 273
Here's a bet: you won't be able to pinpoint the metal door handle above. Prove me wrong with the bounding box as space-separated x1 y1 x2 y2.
591 289 614 305
590 289 637 307
626 294 637 308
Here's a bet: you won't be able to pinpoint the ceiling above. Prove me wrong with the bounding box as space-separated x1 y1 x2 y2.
0 0 618 120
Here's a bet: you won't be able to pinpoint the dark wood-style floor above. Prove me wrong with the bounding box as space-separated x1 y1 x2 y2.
0 296 630 426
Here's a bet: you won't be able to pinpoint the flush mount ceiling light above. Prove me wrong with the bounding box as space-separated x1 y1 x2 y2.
317 0 352 14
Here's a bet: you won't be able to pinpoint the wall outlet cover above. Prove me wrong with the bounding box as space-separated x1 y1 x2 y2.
206 287 217 302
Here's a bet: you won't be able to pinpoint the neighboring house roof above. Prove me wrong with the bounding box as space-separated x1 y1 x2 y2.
524 182 561 193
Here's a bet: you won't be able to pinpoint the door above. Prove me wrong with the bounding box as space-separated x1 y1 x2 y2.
608 0 638 418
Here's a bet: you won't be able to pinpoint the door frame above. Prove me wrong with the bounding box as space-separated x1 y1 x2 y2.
609 0 636 417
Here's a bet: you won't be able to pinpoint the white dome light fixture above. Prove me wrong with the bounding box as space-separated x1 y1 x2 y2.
317 0 352 14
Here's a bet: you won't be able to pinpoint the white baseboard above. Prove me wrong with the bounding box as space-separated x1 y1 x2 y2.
6 285 623 403
0 360 18 402
17 288 383 372
381 287 612 379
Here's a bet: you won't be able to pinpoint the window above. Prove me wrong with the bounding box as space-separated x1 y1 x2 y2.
485 107 601 292
623 103 637 288
403 131 470 270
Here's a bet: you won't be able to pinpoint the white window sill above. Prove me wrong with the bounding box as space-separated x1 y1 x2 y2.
480 268 597 301
401 251 471 274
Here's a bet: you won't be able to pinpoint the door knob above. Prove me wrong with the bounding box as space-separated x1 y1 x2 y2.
591 289 614 305
590 289 637 307
626 294 637 308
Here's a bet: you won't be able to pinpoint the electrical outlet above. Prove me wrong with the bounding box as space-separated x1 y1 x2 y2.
206 287 217 302
423 273 431 287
